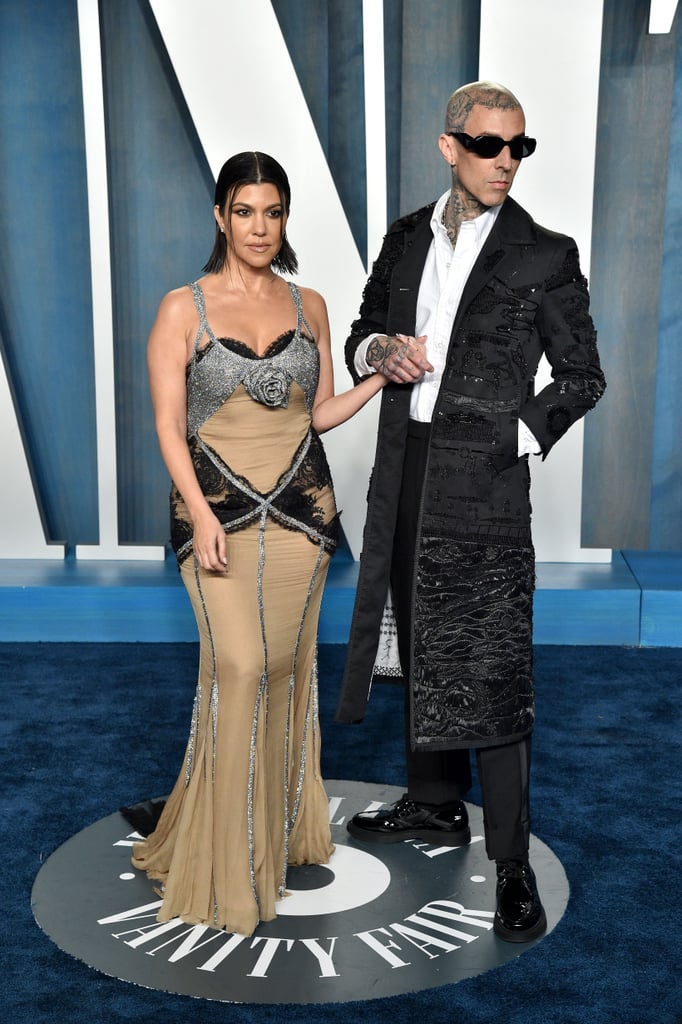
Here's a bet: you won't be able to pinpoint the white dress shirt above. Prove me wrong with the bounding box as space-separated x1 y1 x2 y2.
354 191 541 456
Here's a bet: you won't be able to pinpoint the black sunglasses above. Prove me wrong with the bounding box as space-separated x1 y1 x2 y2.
447 132 537 160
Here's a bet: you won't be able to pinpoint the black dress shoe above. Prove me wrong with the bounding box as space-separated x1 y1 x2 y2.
119 798 166 836
493 859 547 942
347 794 471 845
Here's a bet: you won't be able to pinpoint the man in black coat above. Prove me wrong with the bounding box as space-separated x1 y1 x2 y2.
335 81 606 942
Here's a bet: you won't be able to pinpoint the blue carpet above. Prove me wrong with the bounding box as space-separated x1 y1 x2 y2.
3 643 681 1023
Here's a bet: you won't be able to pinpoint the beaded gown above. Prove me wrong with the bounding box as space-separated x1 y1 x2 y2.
132 280 338 937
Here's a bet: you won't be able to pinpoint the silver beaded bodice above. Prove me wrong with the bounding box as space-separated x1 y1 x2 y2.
186 280 319 437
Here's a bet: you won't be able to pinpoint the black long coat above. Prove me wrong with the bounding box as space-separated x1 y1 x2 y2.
335 197 606 750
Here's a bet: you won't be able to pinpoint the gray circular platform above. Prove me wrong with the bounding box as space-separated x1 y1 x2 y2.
31 780 568 1004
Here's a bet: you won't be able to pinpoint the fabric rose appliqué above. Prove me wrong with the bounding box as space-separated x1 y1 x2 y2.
243 366 291 408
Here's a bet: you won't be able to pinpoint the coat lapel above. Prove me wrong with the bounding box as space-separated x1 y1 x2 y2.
386 197 537 339
455 197 536 329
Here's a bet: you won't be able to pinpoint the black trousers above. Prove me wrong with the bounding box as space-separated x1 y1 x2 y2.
390 421 531 862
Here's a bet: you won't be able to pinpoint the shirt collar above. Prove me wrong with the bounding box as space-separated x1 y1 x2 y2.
431 189 501 243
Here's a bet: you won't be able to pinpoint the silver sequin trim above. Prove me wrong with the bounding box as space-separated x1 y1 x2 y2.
183 555 219 787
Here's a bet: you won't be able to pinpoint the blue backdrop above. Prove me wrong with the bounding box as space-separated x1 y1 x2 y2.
0 0 680 551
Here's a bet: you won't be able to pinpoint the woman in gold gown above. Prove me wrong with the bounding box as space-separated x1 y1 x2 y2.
130 152 384 937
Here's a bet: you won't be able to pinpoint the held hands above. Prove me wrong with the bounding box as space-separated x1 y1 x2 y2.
192 507 228 573
367 334 433 384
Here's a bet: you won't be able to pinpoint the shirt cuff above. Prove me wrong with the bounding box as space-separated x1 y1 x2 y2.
518 418 542 456
353 335 380 377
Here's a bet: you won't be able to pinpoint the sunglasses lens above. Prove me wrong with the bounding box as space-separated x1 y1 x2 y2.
509 137 537 159
472 136 504 157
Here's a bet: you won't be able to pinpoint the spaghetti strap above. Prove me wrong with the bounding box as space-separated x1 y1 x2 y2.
287 281 315 342
188 281 216 357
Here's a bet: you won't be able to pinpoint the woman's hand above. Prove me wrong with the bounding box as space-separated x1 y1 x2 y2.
192 507 228 572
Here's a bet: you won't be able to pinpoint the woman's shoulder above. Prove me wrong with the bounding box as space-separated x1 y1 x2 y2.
149 284 203 340
295 284 329 340
158 282 202 316
295 283 328 316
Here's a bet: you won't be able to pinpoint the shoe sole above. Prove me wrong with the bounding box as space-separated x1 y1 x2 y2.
347 822 472 847
493 908 548 943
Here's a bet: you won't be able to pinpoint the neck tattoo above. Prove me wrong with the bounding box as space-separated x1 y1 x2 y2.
442 187 488 247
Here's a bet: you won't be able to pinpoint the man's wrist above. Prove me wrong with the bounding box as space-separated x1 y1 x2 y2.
354 335 381 377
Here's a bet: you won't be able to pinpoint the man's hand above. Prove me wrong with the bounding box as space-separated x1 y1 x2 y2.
366 334 433 384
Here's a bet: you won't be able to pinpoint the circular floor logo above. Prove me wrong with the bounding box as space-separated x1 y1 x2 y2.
31 780 568 1004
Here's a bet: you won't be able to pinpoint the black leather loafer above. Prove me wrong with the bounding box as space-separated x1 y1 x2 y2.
347 794 471 845
493 859 547 942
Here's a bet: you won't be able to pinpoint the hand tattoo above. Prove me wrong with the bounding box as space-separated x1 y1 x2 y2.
367 336 408 374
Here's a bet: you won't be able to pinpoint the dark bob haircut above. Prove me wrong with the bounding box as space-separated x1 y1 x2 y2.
203 151 298 275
